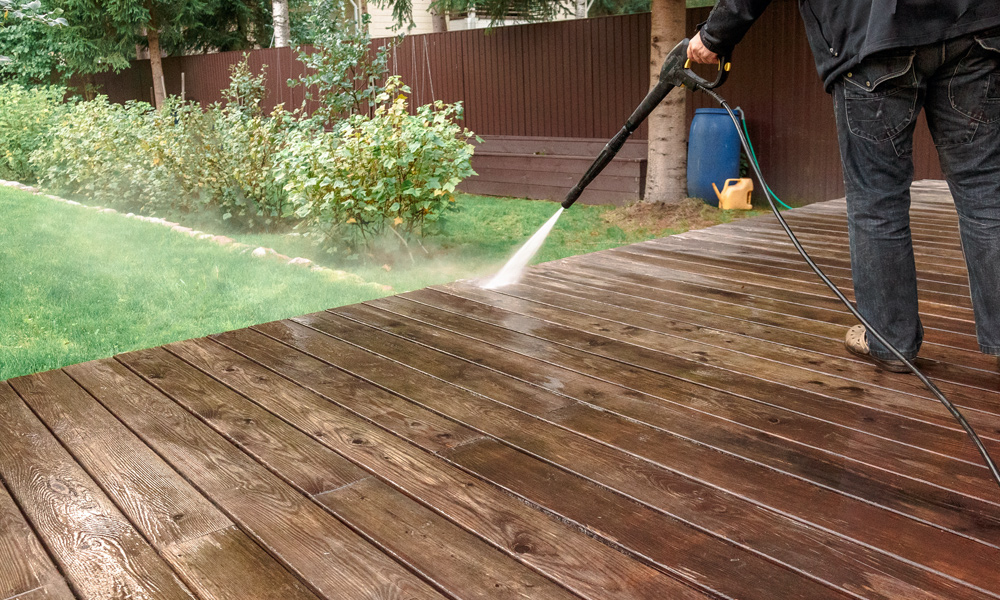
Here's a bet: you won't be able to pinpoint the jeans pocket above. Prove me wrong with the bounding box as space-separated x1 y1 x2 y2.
843 53 918 143
949 34 1000 124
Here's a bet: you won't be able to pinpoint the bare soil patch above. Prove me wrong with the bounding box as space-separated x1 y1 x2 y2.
602 197 763 236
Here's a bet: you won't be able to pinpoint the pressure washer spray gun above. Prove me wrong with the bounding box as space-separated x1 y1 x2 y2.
560 38 731 209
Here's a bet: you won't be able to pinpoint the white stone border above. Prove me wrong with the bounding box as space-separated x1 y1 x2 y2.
0 179 391 291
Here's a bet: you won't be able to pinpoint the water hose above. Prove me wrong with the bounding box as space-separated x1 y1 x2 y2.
557 37 1000 492
699 86 1000 490
739 114 793 210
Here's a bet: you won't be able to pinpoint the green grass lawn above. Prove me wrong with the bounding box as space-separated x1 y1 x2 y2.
1 187 772 381
0 186 391 381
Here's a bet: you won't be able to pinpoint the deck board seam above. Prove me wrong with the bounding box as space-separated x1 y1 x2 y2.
517 273 995 389
535 261 979 354
392 290 998 472
334 298 1000 548
280 310 1000 599
426 282 992 414
0 384 86 600
221 326 848 600
105 354 454 600
60 363 327 600
183 335 646 600
153 341 597 600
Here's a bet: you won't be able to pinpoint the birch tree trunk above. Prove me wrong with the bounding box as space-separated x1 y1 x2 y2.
431 9 447 32
147 25 166 110
272 0 290 47
644 0 688 202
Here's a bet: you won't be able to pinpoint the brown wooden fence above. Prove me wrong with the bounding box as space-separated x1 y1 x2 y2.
90 3 944 204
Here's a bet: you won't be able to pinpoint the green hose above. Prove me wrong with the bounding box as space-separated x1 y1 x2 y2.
739 113 794 210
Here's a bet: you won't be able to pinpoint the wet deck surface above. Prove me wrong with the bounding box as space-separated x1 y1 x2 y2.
2 180 999 600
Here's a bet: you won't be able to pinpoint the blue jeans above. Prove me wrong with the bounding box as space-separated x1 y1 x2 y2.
832 28 1000 359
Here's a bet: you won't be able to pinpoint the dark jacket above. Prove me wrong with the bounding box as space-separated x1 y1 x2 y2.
699 0 1000 91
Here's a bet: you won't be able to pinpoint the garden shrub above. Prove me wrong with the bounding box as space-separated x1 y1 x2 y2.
31 97 153 206
0 83 68 182
33 57 299 228
279 77 479 254
197 58 302 229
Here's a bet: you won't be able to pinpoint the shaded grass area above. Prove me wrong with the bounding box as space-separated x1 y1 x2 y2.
0 186 390 381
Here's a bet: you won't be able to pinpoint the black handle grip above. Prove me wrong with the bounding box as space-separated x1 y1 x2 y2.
662 38 732 91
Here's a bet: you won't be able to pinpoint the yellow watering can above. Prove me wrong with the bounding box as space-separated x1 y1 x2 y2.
712 178 754 210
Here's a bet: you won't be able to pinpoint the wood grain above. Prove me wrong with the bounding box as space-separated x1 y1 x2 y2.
12 370 232 548
208 323 711 600
64 357 446 600
165 525 320 600
13 369 320 600
0 379 196 600
275 312 995 600
0 419 73 600
370 290 1000 515
118 346 367 497
317 477 585 600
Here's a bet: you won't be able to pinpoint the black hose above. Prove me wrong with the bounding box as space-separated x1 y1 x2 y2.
699 87 1000 491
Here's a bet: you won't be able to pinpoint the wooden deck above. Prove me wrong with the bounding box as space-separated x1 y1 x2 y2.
2 180 999 600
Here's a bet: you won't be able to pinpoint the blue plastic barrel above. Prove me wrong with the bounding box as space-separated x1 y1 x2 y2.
687 107 742 207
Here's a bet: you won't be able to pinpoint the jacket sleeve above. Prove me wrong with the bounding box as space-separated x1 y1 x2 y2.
698 0 774 55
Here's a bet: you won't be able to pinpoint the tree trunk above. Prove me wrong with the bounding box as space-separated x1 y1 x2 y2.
147 25 166 110
272 0 290 47
431 9 447 32
644 0 687 202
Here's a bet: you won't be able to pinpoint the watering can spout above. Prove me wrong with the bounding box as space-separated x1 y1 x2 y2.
712 178 754 210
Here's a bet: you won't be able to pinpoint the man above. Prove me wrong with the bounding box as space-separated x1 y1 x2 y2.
688 0 1000 373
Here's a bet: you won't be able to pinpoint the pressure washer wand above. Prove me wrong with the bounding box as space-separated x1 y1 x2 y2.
561 38 730 209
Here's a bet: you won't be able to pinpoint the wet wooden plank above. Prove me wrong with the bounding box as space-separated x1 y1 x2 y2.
207 324 708 600
12 369 321 600
0 434 73 600
316 477 585 600
378 286 999 449
283 311 999 600
12 370 232 547
64 358 447 600
511 270 996 388
446 439 978 600
537 256 981 346
118 346 368 497
167 338 588 600
675 227 969 278
374 290 1000 506
529 260 987 363
325 300 1000 541
631 240 971 298
658 233 971 288
0 380 196 600
611 245 974 311
164 526 322 600
421 284 998 426
167 335 482 454
441 439 850 600
125 343 584 599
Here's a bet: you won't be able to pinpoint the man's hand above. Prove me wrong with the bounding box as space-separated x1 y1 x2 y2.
688 31 719 64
